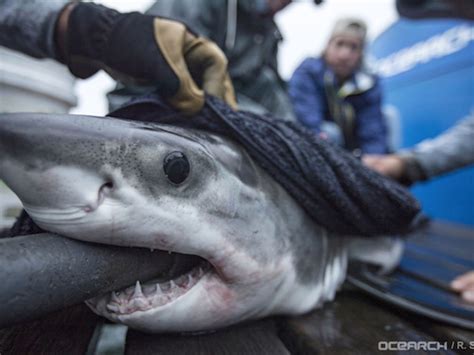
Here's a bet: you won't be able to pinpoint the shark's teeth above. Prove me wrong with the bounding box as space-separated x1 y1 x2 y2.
154 285 163 296
159 281 171 292
111 291 121 305
124 286 134 298
175 274 190 288
106 304 120 313
133 281 144 298
105 262 211 315
129 297 149 309
142 284 157 296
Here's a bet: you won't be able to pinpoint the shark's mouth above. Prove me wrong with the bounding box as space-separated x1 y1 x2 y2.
86 255 214 316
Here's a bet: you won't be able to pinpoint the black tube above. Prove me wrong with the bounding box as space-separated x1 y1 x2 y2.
0 233 199 328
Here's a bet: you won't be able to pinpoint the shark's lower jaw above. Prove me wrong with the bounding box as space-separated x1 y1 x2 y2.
87 260 212 317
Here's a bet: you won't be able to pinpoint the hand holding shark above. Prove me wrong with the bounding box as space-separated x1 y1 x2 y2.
56 3 236 114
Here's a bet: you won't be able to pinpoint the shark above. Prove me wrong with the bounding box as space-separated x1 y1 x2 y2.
0 109 404 333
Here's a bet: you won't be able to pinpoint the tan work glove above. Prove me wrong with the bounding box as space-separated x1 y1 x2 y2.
153 19 236 113
57 3 237 114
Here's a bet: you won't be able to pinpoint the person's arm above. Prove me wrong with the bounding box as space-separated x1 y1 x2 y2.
60 3 236 114
0 1 236 114
406 114 474 179
355 81 389 154
146 0 221 43
288 60 325 132
0 0 66 59
363 114 474 184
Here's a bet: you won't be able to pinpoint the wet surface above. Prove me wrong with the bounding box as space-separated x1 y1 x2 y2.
347 222 474 330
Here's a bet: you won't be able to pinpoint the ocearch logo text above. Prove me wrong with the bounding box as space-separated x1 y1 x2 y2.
371 24 473 78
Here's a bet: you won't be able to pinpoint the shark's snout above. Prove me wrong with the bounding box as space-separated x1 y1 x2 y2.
0 113 110 165
0 113 142 236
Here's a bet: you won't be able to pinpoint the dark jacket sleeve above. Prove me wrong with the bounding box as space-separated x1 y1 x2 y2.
0 0 67 59
288 59 326 132
147 0 223 43
355 79 388 154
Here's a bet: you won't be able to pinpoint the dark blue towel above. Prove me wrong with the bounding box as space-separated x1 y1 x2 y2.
109 94 422 237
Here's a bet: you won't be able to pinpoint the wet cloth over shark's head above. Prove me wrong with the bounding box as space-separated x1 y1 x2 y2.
111 95 421 236
0 96 420 333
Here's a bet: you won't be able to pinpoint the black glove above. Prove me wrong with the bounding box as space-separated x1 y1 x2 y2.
58 3 236 114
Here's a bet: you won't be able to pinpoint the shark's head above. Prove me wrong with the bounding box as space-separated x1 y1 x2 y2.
0 113 342 332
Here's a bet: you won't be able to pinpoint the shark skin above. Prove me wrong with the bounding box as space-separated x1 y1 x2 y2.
0 112 398 333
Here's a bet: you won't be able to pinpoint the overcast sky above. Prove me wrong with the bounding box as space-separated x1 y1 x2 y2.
71 0 398 116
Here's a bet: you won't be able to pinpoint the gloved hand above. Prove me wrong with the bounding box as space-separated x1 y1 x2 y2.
56 3 236 114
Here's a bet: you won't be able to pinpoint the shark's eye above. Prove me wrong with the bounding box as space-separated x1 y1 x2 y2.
163 151 190 185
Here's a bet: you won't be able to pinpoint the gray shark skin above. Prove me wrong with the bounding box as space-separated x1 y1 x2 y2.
0 113 397 333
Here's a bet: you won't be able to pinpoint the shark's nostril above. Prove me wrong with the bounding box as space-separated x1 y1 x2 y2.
103 181 114 190
99 181 114 200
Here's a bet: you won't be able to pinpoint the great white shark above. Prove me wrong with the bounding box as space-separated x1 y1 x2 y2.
0 112 402 333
